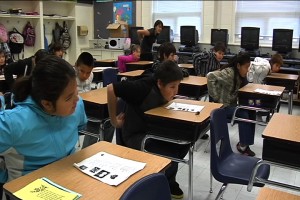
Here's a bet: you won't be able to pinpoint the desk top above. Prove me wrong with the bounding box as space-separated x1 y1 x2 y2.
180 75 207 86
266 73 299 81
263 113 300 143
145 98 222 123
126 61 153 65
256 187 300 200
79 87 107 105
178 63 193 69
96 59 117 63
4 141 171 200
118 70 145 77
239 83 285 96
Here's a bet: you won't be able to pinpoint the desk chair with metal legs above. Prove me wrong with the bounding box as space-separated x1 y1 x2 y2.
209 108 270 200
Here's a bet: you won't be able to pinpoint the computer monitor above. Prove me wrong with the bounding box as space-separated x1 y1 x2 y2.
156 26 173 44
241 27 260 51
129 26 144 45
180 26 198 47
272 29 293 54
211 29 228 47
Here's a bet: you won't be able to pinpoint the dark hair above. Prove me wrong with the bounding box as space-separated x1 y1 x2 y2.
154 20 163 29
222 52 250 93
270 53 283 67
213 42 226 53
12 56 76 109
51 42 64 53
154 60 183 85
0 49 5 55
158 42 176 62
34 49 49 65
76 52 94 68
130 44 141 54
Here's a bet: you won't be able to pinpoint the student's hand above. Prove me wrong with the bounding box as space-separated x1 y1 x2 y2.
115 112 125 128
0 92 3 96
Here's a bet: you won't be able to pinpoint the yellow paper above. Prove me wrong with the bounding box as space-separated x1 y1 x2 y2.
13 178 79 200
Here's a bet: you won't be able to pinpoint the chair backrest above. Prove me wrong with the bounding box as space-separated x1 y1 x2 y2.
120 173 171 200
102 68 118 87
210 108 233 179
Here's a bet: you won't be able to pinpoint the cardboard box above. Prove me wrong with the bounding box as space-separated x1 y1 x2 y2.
106 21 129 38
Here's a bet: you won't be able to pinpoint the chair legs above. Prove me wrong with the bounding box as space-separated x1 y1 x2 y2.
210 172 213 193
215 183 228 200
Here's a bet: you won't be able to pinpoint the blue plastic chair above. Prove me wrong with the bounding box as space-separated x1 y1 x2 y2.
102 68 118 87
120 173 171 200
209 108 270 200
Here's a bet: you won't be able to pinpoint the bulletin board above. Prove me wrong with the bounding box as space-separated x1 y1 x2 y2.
94 1 136 39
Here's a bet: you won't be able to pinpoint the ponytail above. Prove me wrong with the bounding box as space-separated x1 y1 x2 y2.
12 76 32 102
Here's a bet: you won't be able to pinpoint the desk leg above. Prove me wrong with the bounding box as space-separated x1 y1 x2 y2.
188 144 194 200
288 90 293 115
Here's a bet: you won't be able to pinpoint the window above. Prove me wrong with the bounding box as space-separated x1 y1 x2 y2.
152 1 202 42
235 1 300 46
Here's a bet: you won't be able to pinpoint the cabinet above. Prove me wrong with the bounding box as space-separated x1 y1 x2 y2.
0 1 77 62
81 48 124 61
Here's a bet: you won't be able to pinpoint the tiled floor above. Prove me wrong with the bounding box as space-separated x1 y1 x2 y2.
78 103 300 200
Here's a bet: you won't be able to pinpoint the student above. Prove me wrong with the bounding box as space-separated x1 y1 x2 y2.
117 44 141 72
50 42 65 58
4 49 49 90
74 52 94 93
137 20 163 61
207 52 257 157
247 53 283 84
0 49 7 75
193 42 226 77
107 60 188 199
0 55 87 198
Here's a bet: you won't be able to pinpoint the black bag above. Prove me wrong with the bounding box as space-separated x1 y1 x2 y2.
59 21 71 51
8 28 24 60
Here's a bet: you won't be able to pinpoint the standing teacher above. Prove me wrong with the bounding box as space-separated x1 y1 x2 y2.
137 20 163 61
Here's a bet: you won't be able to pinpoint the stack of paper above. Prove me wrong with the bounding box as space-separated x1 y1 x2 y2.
13 177 81 200
74 152 146 186
254 88 282 95
166 102 204 113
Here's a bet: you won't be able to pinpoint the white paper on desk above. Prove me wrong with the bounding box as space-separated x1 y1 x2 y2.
166 102 204 113
254 88 282 96
73 152 146 186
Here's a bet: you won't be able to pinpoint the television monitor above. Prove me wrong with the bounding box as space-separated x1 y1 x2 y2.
272 29 293 54
129 26 144 45
211 29 228 47
180 26 198 47
241 27 260 51
156 26 173 44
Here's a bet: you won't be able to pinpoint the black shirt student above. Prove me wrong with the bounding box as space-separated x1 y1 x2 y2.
4 49 48 90
137 20 163 61
107 60 188 199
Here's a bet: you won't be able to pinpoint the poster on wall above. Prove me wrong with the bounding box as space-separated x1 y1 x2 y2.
113 2 132 25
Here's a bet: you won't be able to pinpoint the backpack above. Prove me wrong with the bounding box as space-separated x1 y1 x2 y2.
8 28 25 58
0 23 8 43
48 22 63 52
22 21 35 46
59 21 71 51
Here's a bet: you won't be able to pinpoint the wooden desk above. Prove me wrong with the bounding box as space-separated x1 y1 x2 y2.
126 61 153 71
4 141 171 200
144 98 222 200
95 59 117 67
118 70 145 81
238 83 285 109
178 76 207 100
256 187 300 200
79 87 108 119
262 113 300 167
265 72 299 114
178 63 193 69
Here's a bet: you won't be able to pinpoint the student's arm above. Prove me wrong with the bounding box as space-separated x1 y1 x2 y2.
137 29 150 43
107 84 124 128
207 70 231 102
0 93 4 111
118 55 134 72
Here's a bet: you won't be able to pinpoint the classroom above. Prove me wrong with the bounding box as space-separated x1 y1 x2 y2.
0 1 300 200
